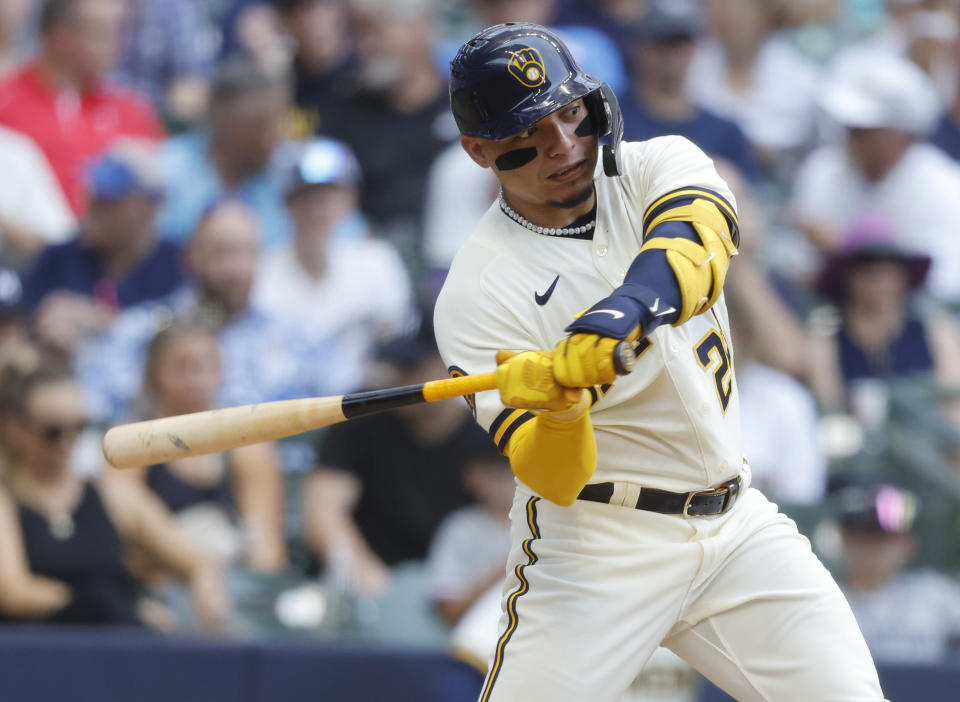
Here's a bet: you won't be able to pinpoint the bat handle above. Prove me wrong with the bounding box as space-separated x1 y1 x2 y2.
420 340 634 405
421 372 497 402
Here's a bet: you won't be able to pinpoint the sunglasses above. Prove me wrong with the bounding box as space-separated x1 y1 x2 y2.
29 420 90 444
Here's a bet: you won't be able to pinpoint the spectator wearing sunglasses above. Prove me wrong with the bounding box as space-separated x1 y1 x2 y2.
0 346 230 631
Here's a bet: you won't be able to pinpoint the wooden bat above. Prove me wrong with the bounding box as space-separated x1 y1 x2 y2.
103 372 497 470
102 341 636 470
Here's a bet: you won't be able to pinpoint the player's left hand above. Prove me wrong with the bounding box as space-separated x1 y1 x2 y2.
495 349 586 411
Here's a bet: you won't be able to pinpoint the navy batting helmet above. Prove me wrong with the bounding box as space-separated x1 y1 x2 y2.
450 23 623 176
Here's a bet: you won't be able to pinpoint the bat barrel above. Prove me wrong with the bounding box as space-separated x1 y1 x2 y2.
103 396 346 469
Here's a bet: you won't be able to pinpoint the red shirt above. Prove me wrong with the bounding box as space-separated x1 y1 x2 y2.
0 63 165 215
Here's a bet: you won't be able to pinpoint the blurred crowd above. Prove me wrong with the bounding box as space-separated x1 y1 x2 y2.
0 0 960 695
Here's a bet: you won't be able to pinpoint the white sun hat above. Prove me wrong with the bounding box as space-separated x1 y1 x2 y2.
818 50 941 136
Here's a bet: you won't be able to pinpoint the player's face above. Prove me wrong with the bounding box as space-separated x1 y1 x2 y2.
462 99 599 226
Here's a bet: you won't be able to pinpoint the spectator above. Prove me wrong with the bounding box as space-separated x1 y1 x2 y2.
252 137 415 393
426 442 512 667
686 0 822 174
718 159 812 379
457 0 628 96
0 0 35 77
0 347 229 631
22 141 183 357
302 315 489 596
840 0 959 103
0 267 26 362
112 0 217 127
729 290 828 505
134 321 287 575
157 58 293 248
323 0 459 270
621 0 759 181
930 24 960 160
77 198 315 424
836 481 960 663
271 0 357 139
0 123 75 261
791 50 960 303
808 215 960 430
0 0 165 217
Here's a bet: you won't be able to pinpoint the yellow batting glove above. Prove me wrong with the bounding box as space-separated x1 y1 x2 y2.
553 334 622 388
495 349 584 411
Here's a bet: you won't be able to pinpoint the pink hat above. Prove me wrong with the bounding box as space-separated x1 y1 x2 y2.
816 214 932 303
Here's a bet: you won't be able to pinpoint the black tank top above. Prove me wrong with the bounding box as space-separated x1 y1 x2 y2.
11 481 142 626
145 459 237 518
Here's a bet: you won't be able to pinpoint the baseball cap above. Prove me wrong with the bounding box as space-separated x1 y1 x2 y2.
633 0 701 41
818 50 940 135
86 142 164 202
279 138 362 197
816 214 931 303
836 483 919 536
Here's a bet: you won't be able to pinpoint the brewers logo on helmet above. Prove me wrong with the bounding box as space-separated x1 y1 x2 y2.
449 22 623 176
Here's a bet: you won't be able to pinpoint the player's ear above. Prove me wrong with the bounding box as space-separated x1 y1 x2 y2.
461 136 491 168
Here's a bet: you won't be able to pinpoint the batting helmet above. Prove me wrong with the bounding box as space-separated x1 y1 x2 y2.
450 22 623 176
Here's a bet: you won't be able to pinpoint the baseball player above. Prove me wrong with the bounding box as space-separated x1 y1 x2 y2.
433 23 886 702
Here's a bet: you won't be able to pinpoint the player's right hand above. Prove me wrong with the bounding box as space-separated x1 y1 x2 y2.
495 349 586 412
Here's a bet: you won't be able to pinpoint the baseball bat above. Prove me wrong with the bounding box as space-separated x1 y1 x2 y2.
102 341 636 470
102 372 498 470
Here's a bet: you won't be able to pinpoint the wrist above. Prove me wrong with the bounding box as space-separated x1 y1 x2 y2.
535 389 591 423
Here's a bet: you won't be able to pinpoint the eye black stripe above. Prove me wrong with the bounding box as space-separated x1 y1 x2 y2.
496 147 538 170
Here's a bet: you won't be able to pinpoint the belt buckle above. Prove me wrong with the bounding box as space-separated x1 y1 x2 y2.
683 482 735 518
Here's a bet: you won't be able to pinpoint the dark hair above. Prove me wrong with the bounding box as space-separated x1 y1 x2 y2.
143 318 220 393
39 0 78 35
209 58 290 107
0 346 74 418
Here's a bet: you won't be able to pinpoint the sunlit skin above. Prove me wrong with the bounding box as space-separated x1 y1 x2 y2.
187 202 260 318
846 127 913 183
9 380 88 482
42 0 126 90
149 332 223 417
845 260 910 306
841 530 916 591
460 99 599 229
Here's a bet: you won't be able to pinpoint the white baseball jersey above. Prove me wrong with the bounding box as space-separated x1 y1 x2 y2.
435 135 887 702
434 136 744 493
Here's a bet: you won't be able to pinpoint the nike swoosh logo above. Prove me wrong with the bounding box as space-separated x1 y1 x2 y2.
582 308 624 319
650 297 676 317
535 275 560 305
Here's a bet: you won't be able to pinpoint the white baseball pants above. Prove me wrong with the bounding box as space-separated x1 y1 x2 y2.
478 485 887 702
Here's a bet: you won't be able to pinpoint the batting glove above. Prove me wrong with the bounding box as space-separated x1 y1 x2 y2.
495 349 587 412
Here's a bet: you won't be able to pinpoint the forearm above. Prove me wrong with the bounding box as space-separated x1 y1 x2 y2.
0 574 70 618
435 566 506 626
505 403 596 507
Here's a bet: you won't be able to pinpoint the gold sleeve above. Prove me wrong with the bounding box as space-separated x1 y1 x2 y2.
503 406 596 507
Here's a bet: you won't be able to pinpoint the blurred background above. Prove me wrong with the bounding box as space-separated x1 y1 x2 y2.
0 0 959 700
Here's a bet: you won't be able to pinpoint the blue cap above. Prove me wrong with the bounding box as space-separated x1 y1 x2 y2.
634 0 701 40
87 149 163 201
282 138 362 196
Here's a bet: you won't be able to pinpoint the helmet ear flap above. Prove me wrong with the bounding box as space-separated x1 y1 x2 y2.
583 84 622 177
598 84 623 177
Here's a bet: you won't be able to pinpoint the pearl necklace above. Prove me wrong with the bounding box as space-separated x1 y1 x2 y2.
498 193 595 237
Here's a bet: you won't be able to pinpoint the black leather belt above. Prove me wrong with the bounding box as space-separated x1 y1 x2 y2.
577 475 743 517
